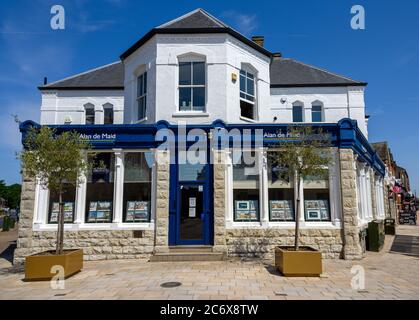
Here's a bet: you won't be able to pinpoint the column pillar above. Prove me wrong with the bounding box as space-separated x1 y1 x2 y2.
112 149 124 224
213 149 227 255
260 148 269 226
329 149 342 226
339 149 363 260
154 149 170 253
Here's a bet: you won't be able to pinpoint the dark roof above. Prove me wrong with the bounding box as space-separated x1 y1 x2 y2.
270 58 367 87
158 8 227 29
38 9 367 90
120 8 271 60
39 62 124 90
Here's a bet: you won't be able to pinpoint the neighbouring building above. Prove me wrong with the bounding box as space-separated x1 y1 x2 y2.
15 9 388 265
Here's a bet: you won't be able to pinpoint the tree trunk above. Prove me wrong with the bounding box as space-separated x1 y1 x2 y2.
294 175 300 251
56 190 65 255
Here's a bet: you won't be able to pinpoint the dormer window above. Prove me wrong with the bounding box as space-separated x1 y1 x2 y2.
179 61 205 111
240 69 256 120
84 103 95 125
137 72 147 121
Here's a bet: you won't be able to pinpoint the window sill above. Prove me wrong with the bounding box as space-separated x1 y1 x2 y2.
226 221 341 229
134 118 147 124
33 222 154 231
172 112 209 118
240 116 258 123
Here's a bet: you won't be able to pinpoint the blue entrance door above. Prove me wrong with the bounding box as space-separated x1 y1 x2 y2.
177 182 209 244
169 150 213 245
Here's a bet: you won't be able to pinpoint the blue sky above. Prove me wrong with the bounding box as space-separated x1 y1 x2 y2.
0 0 418 193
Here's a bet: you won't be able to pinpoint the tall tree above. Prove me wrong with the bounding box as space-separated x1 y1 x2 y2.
19 126 91 254
268 126 332 251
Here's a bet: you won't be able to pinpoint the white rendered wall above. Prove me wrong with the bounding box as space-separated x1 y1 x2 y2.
270 86 368 137
40 90 124 125
123 37 157 124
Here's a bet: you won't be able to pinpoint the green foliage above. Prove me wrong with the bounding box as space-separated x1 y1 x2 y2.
268 126 332 182
19 126 91 193
0 181 21 209
268 126 333 251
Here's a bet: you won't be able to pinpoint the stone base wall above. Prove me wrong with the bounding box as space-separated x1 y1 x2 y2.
14 230 154 266
226 228 343 259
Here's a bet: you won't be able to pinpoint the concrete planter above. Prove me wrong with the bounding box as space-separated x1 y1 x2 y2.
275 246 322 277
24 249 83 281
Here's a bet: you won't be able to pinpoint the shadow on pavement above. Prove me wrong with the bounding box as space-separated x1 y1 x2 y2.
1 240 16 264
390 234 419 258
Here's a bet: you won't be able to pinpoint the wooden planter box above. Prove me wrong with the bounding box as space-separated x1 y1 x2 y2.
275 246 322 277
25 249 83 281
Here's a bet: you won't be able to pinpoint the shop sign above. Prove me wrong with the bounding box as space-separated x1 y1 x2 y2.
399 211 417 225
80 133 116 143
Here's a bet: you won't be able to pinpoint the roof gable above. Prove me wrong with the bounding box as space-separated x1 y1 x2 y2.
120 9 271 60
157 8 227 29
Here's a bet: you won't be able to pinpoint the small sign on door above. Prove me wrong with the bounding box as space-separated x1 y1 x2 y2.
189 197 196 207
189 207 196 217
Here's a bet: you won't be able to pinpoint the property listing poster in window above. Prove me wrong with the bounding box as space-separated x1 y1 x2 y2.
235 200 258 221
304 200 329 221
269 200 294 221
125 201 150 222
49 202 74 223
88 201 112 222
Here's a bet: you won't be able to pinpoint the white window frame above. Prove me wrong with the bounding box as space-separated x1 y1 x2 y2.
226 148 341 229
84 103 95 125
292 103 304 123
32 149 156 231
103 103 114 125
239 69 257 121
136 72 147 122
311 103 324 122
178 60 206 112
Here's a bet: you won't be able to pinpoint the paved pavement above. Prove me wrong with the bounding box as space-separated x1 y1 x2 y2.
0 225 418 300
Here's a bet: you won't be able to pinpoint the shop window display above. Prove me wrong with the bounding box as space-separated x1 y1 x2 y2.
48 184 76 224
232 151 260 221
267 151 295 221
85 152 115 223
123 152 153 222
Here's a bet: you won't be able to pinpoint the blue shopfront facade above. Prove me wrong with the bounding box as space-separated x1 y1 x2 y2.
20 118 385 246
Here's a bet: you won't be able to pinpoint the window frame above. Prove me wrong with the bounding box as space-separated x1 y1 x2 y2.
292 104 304 123
178 61 206 112
136 71 147 121
239 69 256 120
103 103 114 125
311 104 323 122
84 103 95 125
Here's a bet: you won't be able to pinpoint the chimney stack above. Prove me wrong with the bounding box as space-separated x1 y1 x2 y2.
272 52 282 59
251 36 264 47
43 77 48 85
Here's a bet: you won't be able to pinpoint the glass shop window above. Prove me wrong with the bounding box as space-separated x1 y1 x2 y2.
303 170 331 221
123 152 153 223
232 150 260 222
267 151 295 221
85 152 115 223
48 184 76 224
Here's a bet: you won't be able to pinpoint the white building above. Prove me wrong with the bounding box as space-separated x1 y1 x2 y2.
16 9 386 264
